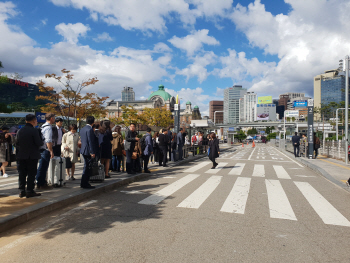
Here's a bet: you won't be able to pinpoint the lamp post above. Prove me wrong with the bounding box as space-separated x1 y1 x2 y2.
345 56 349 164
336 108 345 141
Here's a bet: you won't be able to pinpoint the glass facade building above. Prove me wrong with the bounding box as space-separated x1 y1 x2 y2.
121 86 135 101
321 75 347 105
224 85 247 124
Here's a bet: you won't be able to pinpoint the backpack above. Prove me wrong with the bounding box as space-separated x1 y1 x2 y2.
39 123 50 143
140 135 147 153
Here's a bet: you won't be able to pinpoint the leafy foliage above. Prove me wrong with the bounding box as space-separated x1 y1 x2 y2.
236 130 247 141
267 132 277 140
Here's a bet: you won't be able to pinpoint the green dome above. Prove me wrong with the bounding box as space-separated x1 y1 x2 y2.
186 101 191 105
194 105 199 109
148 84 172 101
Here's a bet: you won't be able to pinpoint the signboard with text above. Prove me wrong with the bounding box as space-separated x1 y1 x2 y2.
36 112 46 123
285 110 299 118
257 96 272 104
307 99 314 159
293 100 307 108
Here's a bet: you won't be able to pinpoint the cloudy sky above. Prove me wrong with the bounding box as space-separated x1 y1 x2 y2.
1 0 350 115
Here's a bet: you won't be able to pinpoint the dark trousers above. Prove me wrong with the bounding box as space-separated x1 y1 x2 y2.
143 155 150 171
36 150 50 187
178 145 183 160
133 157 142 172
53 145 62 157
209 155 217 166
293 145 300 157
159 146 167 166
126 150 134 173
168 144 171 161
18 159 38 193
81 155 92 187
314 148 319 158
112 155 123 171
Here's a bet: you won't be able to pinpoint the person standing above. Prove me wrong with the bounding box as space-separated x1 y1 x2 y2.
36 113 55 190
208 133 220 169
61 124 79 180
99 120 113 178
292 132 301 157
158 129 169 167
152 132 159 164
0 127 12 178
167 126 172 162
314 132 321 159
111 126 124 172
124 123 139 174
177 128 184 160
16 114 44 198
142 128 153 173
52 117 66 157
80 116 98 189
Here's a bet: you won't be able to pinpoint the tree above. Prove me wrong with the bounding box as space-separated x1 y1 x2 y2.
110 105 141 127
236 130 247 142
267 132 277 140
0 75 9 84
0 61 3 68
36 69 108 125
10 72 23 80
141 107 173 128
291 117 296 122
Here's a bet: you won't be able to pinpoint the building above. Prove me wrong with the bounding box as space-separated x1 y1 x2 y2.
224 85 247 124
280 92 305 100
256 104 277 121
320 73 349 105
121 86 135 101
240 92 257 122
314 70 339 109
287 96 311 110
278 94 289 110
209 101 223 124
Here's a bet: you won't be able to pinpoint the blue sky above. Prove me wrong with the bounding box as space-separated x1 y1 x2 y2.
1 0 349 115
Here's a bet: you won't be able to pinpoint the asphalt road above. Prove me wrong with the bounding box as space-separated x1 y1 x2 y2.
1 144 350 263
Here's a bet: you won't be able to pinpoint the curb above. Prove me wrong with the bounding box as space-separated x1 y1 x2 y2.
0 146 234 234
274 146 350 192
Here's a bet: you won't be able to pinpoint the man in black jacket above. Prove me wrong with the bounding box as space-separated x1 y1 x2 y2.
292 132 301 157
124 123 139 174
16 114 44 198
158 129 169 167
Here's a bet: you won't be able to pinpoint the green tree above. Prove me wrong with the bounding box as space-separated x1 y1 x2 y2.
267 132 277 140
236 130 247 142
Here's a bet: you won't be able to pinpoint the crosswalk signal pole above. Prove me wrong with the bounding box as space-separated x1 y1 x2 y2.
345 56 349 164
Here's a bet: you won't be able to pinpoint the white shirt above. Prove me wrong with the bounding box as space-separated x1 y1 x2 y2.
56 126 63 145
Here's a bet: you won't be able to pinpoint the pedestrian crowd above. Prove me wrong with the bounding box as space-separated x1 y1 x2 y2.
0 113 212 198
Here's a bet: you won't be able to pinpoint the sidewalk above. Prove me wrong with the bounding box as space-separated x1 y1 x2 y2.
276 146 350 192
0 144 233 234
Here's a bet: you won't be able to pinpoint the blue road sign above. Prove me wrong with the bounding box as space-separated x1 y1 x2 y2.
228 127 235 132
260 131 265 134
36 112 46 123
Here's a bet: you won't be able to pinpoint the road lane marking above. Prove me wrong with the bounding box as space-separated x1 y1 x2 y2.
294 175 316 178
120 190 145 194
274 148 303 167
294 181 350 227
248 147 256 160
252 164 265 177
177 176 222 209
205 163 228 174
0 200 97 255
228 163 246 175
183 162 211 173
273 165 291 179
220 177 251 214
138 174 200 205
265 180 297 221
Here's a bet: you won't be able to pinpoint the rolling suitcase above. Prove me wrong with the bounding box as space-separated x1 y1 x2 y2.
89 163 105 182
48 156 66 187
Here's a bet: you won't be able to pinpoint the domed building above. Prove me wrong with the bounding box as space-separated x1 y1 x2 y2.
148 85 176 111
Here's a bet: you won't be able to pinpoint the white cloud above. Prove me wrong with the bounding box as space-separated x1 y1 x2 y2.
55 22 90 44
93 32 113 42
168 29 220 56
41 19 48 25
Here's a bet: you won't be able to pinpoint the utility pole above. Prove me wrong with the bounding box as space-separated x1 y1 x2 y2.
345 56 349 164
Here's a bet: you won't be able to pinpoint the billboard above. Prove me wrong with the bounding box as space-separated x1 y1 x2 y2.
293 100 307 108
258 96 272 104
285 110 299 118
256 104 276 121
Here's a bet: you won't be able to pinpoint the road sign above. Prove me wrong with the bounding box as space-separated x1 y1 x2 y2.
36 112 46 123
228 127 234 132
260 131 265 134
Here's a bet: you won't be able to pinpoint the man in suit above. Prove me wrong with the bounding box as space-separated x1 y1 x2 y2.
52 117 66 157
167 126 172 161
158 129 169 167
292 132 301 157
80 116 98 189
16 114 44 198
124 123 139 174
142 128 153 173
177 128 184 160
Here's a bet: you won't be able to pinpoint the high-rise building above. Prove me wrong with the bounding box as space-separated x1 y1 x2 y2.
224 85 247 124
209 101 224 124
278 94 289 110
239 92 257 122
121 86 135 101
314 70 339 109
280 92 305 100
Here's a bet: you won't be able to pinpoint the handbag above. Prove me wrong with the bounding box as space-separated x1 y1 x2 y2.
10 153 16 162
132 152 138 160
65 157 72 169
89 158 99 175
122 150 126 156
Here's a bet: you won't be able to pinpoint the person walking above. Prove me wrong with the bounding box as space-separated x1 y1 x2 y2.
16 114 44 198
99 120 113 178
292 132 301 157
177 128 184 160
36 113 55 190
208 133 220 169
52 117 66 157
314 133 321 159
111 126 124 172
158 129 169 167
61 124 79 180
152 132 159 164
124 123 139 174
142 128 153 173
0 126 13 169
0 127 12 178
80 116 98 189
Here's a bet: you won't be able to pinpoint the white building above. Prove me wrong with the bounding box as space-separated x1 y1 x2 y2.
224 85 247 124
279 92 305 100
240 92 257 122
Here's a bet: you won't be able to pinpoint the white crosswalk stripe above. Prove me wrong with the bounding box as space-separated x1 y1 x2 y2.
295 181 350 227
273 165 291 179
220 177 251 214
228 163 246 175
252 164 265 177
138 174 200 205
205 163 228 174
183 162 211 173
265 179 297 221
177 176 222 209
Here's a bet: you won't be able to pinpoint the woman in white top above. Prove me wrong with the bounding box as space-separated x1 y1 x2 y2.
61 124 80 180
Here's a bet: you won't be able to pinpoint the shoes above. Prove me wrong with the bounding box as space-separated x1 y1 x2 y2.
37 184 53 190
19 191 26 198
81 185 95 189
163 165 168 167
211 166 215 169
71 177 76 180
346 179 350 187
26 191 42 198
105 175 111 179
3 173 8 178
144 170 151 173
